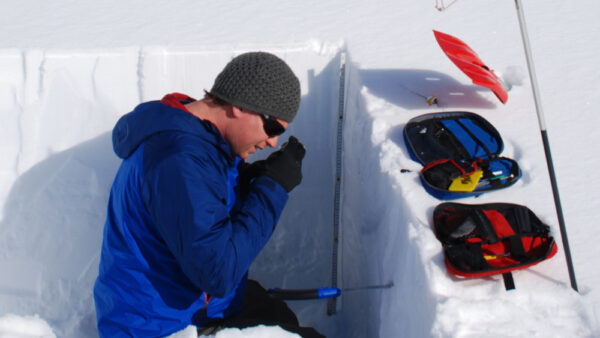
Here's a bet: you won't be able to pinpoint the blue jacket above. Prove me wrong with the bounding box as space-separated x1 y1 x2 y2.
94 94 288 337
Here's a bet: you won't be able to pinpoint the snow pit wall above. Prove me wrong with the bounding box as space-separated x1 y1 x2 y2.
0 45 434 337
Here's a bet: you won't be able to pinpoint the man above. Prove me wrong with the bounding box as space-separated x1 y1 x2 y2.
94 52 322 337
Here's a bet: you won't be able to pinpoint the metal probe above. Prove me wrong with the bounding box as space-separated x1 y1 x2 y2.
267 281 394 300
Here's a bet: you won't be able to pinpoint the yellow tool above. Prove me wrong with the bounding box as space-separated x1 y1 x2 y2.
448 170 483 192
484 253 510 261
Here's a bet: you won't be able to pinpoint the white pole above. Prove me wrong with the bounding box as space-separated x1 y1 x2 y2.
514 0 578 291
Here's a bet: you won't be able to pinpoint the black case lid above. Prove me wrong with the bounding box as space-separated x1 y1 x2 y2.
404 111 503 165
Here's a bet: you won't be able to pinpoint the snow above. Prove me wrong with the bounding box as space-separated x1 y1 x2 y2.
166 325 299 338
1 0 599 337
0 314 55 338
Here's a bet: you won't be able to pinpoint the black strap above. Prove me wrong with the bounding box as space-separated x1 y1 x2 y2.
455 118 493 158
503 272 515 290
434 121 471 159
508 236 529 262
473 209 500 243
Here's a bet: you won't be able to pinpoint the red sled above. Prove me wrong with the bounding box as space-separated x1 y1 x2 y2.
433 30 508 104
433 202 558 289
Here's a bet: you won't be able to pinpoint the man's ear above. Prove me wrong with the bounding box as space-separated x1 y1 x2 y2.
230 105 244 118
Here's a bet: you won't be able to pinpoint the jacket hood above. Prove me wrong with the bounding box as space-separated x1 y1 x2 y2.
112 100 229 159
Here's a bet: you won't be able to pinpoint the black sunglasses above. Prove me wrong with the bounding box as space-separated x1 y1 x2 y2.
259 114 286 137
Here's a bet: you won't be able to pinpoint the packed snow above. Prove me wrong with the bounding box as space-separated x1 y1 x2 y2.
1 0 599 337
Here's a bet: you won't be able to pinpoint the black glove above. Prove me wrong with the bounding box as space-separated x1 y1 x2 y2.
262 136 306 192
238 136 306 194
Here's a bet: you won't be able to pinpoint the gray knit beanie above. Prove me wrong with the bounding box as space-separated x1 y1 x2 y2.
210 52 301 122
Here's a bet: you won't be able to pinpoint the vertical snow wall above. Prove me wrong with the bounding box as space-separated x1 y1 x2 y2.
0 44 436 337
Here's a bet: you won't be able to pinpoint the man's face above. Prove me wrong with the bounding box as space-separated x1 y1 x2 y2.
228 108 289 159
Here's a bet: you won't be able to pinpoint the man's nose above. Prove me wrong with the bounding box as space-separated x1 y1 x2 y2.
266 136 279 148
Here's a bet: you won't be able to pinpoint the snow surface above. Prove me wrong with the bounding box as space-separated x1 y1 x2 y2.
1 0 599 337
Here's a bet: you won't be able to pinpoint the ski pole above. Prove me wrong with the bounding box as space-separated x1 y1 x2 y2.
514 0 578 292
267 281 394 300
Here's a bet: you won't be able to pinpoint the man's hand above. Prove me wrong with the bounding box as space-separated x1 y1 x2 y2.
238 136 306 194
262 136 305 192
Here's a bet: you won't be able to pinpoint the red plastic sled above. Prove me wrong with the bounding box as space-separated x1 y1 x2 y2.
433 30 508 104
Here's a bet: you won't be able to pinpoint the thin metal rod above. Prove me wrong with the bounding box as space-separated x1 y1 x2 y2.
342 281 394 292
514 0 578 291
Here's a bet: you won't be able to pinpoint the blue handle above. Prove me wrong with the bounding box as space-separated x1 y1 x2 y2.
317 287 341 299
267 287 341 300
